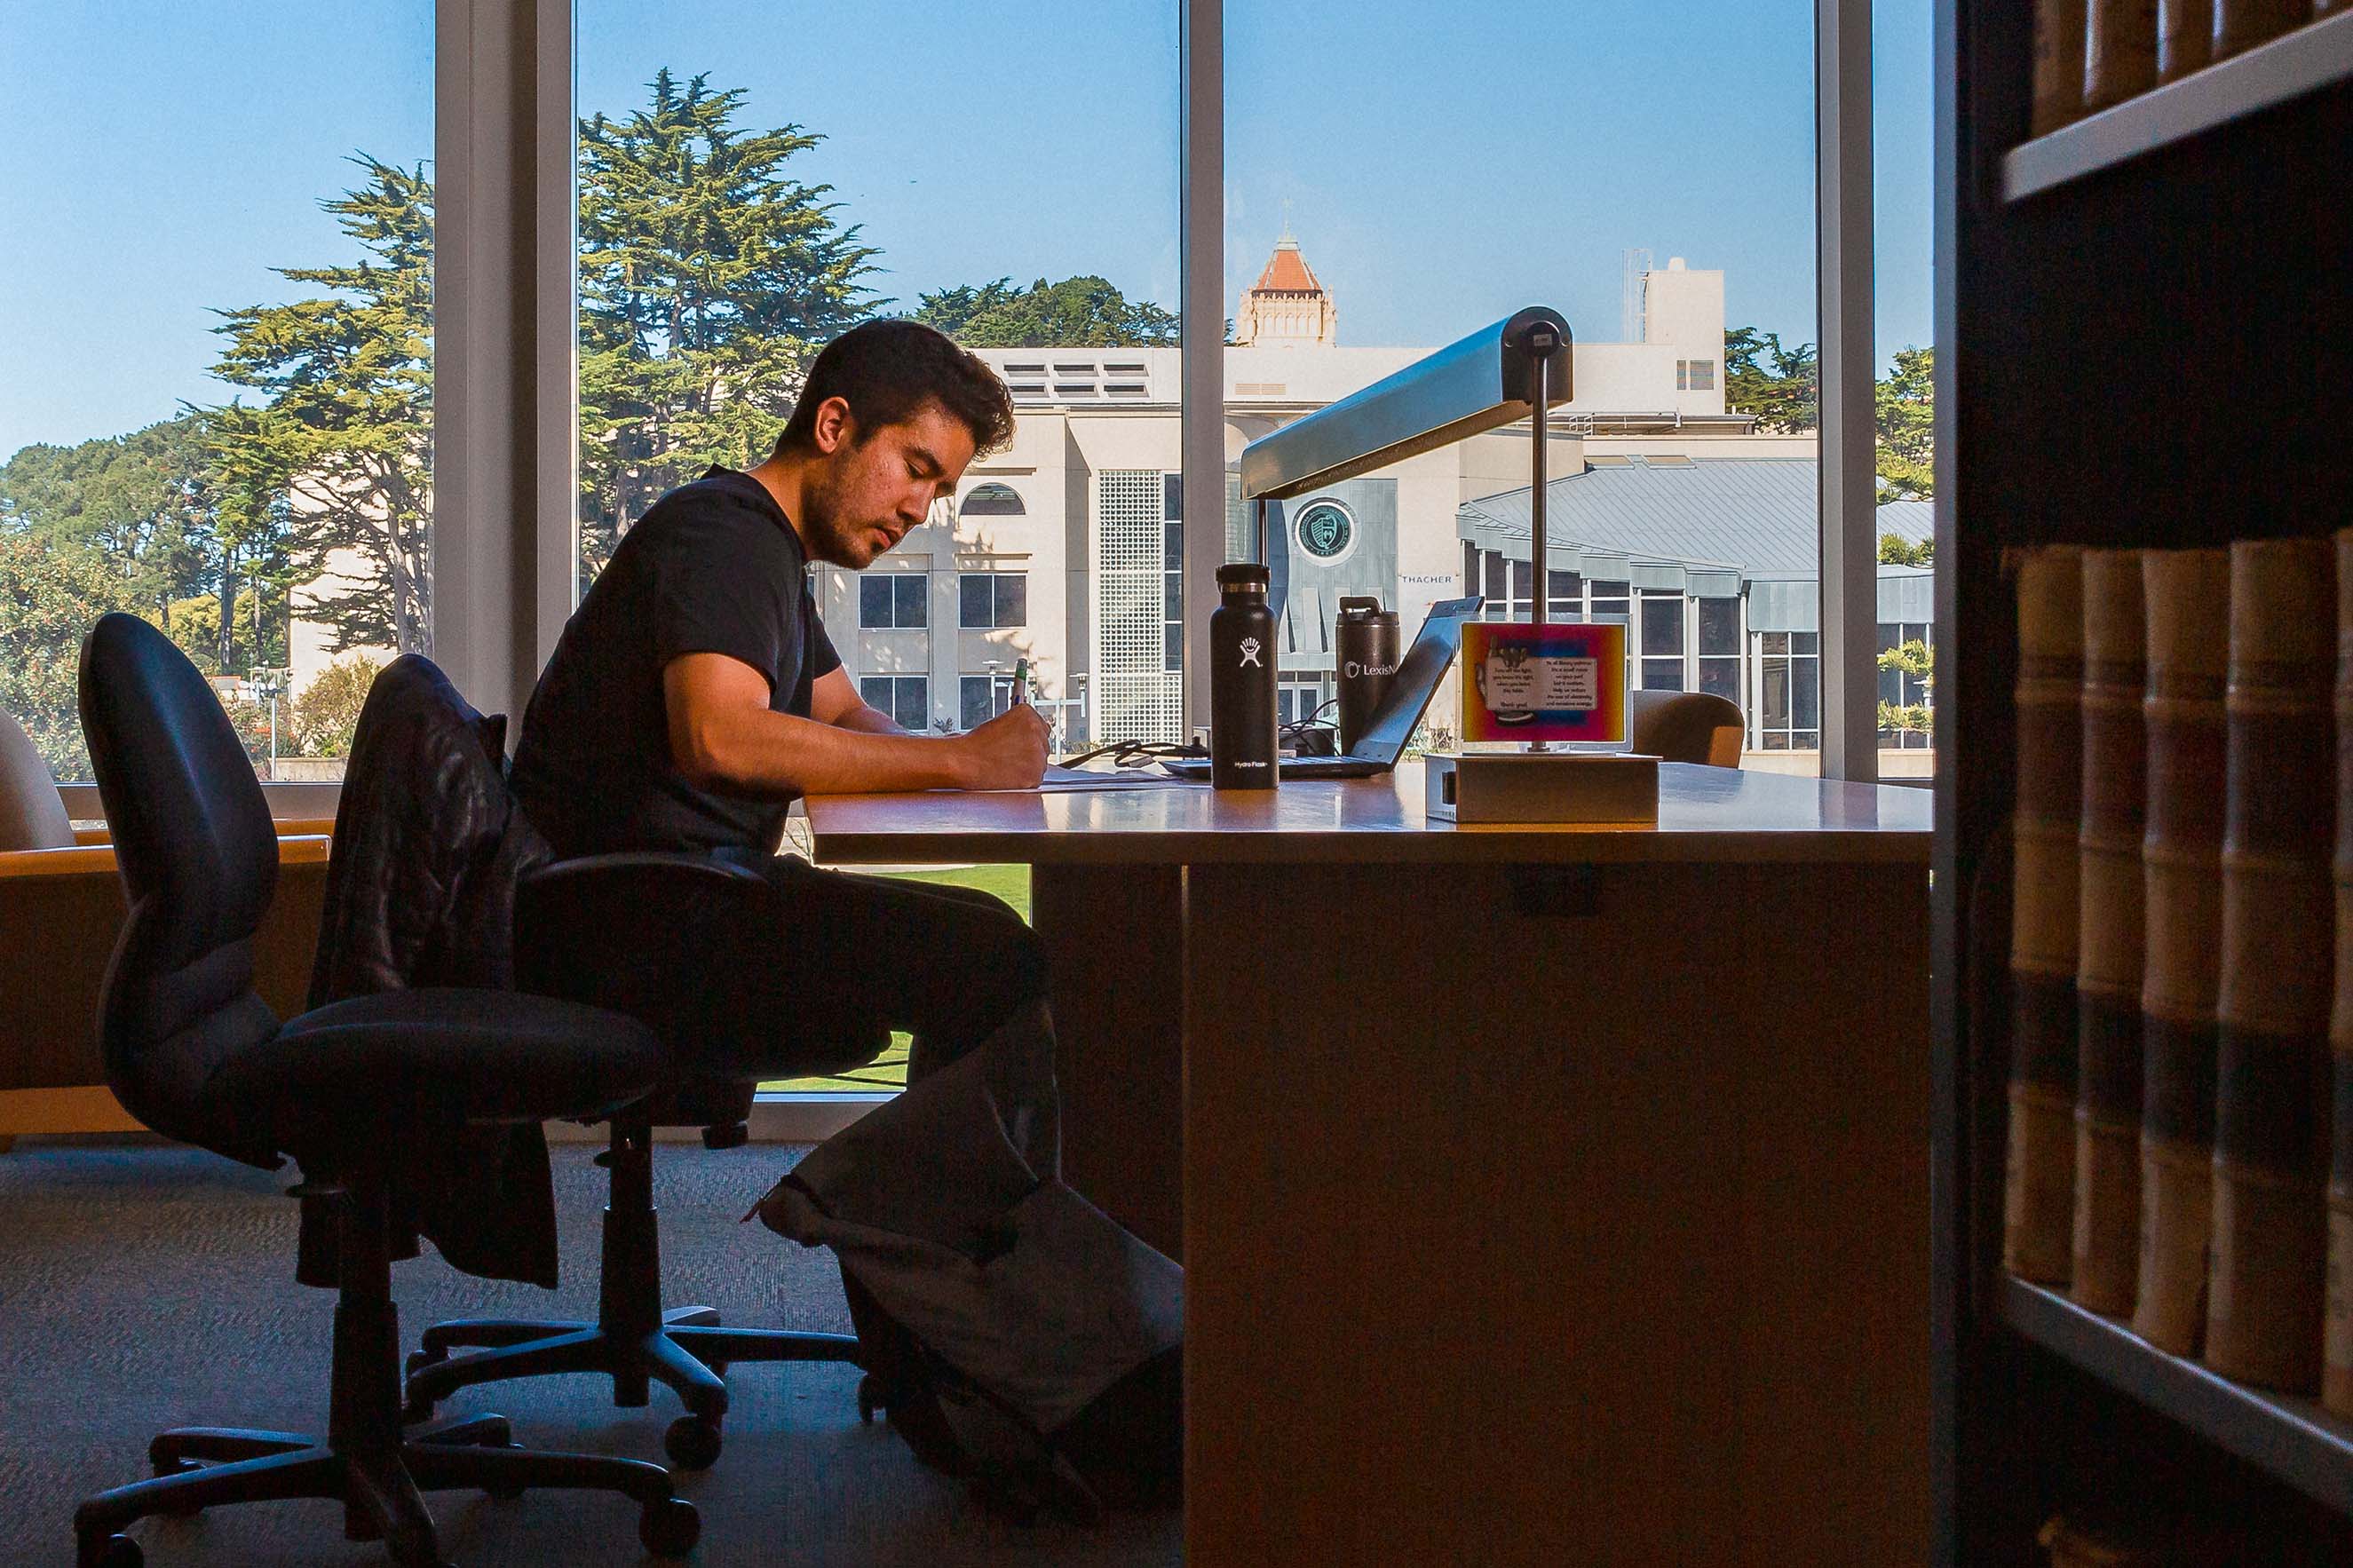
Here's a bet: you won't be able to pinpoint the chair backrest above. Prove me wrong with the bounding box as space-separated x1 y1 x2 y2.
308 653 533 1008
1628 688 1745 768
0 706 75 851
77 613 281 1160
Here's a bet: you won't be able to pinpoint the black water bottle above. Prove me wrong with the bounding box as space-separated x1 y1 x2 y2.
1209 563 1279 788
1333 597 1400 755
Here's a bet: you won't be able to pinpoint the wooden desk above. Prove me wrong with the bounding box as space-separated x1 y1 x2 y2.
807 762 1932 1566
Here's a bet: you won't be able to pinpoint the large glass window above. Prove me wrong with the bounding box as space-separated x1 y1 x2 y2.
1228 0 1818 761
1 2 434 784
575 0 1182 781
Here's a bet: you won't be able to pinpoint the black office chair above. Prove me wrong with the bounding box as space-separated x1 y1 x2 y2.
391 668 871 1471
68 614 699 1568
1628 688 1745 767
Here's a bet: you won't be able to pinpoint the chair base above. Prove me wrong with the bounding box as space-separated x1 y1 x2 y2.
73 1175 699 1567
75 1415 697 1567
406 1305 861 1469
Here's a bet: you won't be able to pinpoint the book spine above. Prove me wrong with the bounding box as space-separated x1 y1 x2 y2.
2087 0 2162 108
2010 545 2086 1285
2214 0 2310 56
2075 550 2150 1314
2035 0 2091 133
2135 548 2232 1355
2327 527 2353 1414
2207 535 2335 1392
2159 0 2216 79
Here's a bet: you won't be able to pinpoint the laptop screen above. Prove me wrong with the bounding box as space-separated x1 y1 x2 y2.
1351 596 1483 764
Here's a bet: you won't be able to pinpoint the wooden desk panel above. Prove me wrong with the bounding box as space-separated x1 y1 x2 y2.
805 767 1932 1564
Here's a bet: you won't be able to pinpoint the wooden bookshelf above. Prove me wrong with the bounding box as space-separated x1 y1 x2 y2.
1939 0 2353 1558
2005 10 2353 200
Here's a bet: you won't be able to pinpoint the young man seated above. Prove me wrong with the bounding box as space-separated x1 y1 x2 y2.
511 318 1050 1081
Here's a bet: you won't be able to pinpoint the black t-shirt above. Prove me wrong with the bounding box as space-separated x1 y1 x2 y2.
512 466 841 858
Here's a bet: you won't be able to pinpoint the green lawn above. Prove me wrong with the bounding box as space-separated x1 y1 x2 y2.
760 863 1031 1094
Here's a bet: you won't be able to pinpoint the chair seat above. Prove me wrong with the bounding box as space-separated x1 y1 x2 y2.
208 986 662 1137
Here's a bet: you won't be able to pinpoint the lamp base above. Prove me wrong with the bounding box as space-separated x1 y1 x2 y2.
1423 751 1660 825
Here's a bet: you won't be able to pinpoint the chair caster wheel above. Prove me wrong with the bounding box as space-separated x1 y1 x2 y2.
405 1348 445 1378
83 1534 142 1568
664 1414 724 1470
639 1495 701 1557
858 1374 884 1423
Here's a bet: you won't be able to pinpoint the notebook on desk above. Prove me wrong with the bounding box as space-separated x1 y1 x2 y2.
1160 595 1484 781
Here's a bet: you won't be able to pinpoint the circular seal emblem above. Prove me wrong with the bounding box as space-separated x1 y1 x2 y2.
1295 500 1354 562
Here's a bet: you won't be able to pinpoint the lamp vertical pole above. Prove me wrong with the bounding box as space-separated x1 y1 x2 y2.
1527 348 1549 752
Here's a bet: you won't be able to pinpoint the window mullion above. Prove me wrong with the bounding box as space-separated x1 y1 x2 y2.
1816 0 1879 780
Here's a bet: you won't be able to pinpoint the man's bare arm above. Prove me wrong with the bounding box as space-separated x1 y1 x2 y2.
665 653 1044 795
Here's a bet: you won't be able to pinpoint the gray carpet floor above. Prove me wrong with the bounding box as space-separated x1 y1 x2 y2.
0 1138 1180 1568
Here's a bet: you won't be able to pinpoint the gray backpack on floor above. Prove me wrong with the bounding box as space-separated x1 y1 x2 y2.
754 1000 1183 1521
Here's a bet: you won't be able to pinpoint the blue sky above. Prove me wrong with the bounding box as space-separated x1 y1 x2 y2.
0 0 1931 458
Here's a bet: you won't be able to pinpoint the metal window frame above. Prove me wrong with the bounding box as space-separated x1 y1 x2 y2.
1818 0 1879 780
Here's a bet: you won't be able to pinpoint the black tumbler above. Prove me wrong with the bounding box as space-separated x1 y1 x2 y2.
1333 596 1400 754
1209 563 1279 788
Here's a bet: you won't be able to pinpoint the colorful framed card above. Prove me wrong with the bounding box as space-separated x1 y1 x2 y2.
1460 622 1628 744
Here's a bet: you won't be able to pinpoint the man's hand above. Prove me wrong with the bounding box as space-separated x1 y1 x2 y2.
954 703 1050 790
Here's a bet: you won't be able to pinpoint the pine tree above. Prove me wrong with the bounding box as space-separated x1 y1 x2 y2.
209 157 436 657
576 69 880 582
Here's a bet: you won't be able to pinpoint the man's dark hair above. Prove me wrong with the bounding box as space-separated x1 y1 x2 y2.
774 319 1016 460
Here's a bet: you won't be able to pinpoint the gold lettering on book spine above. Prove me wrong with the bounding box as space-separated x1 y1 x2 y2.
2074 550 2148 1314
2135 548 2230 1356
2207 535 2334 1394
2010 545 2085 1285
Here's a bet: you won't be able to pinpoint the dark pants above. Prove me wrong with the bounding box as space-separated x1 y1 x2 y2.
740 857 1050 1428
741 856 1048 1084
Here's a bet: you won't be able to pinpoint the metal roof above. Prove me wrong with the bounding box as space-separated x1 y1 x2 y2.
1458 456 1821 581
1456 457 1937 630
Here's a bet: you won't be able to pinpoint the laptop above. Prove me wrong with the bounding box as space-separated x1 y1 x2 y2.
1161 595 1485 780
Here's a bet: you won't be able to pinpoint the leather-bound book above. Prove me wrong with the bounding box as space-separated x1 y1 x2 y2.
2087 0 2161 108
2035 0 2091 133
2159 0 2215 79
2213 0 2309 57
2074 550 2149 1314
2009 544 2086 1285
2326 527 2353 1414
2134 548 2231 1355
2206 535 2334 1392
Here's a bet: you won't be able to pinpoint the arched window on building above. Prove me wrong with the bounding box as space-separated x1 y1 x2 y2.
959 483 1025 517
